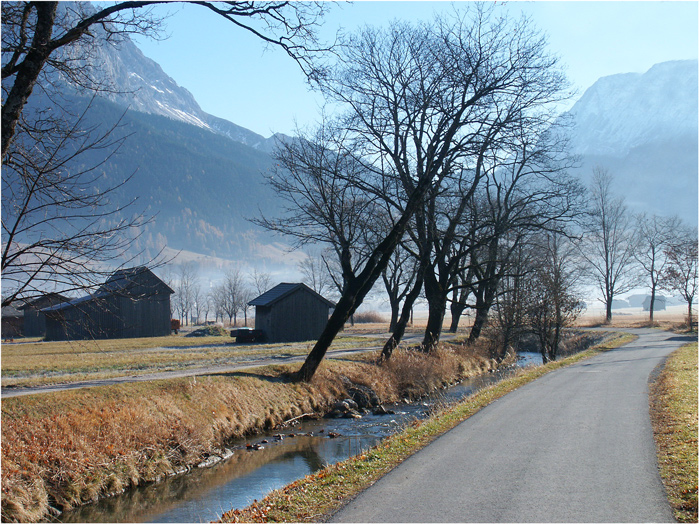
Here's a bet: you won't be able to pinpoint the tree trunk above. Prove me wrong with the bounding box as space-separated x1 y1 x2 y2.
449 300 467 333
605 297 613 323
295 289 359 381
688 302 694 328
422 267 448 351
388 297 399 332
2 3 57 159
380 271 424 362
649 286 656 322
467 277 498 344
468 296 489 343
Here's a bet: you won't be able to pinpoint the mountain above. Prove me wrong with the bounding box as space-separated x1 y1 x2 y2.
564 60 698 223
61 12 287 153
43 18 698 274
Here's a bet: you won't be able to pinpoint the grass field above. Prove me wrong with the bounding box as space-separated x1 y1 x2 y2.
650 342 698 523
0 333 384 388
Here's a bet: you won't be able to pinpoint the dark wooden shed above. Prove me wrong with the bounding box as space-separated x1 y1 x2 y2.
249 283 335 343
1 302 25 339
18 293 68 337
43 267 174 341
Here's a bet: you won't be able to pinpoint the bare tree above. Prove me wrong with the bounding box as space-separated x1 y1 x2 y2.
1 1 332 306
250 267 272 296
524 230 585 362
381 244 419 332
260 6 579 380
663 227 698 327
172 262 198 325
634 213 682 322
213 268 246 326
0 95 154 307
298 251 334 297
579 167 638 322
2 1 332 158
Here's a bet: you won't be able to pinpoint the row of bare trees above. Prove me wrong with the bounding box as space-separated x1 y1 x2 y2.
581 167 697 325
166 263 274 327
256 6 593 380
259 8 697 380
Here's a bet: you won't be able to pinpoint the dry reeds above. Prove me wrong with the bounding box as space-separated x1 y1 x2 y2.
1 341 496 522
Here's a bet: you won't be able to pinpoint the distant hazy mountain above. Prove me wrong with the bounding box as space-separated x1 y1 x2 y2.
564 60 698 223
46 18 698 271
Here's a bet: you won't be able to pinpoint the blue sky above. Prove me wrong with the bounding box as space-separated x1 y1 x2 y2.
132 1 699 138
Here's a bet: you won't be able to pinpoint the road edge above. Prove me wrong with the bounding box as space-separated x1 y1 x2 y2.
219 332 637 523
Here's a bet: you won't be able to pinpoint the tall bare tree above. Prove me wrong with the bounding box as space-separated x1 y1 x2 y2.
261 6 578 380
663 226 698 327
250 267 272 296
579 167 638 322
2 1 331 306
298 250 334 297
172 262 198 325
634 213 682 322
524 230 585 362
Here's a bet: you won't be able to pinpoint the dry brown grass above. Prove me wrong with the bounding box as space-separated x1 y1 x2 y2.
0 334 383 388
219 332 635 523
0 341 496 523
649 342 698 523
352 311 387 323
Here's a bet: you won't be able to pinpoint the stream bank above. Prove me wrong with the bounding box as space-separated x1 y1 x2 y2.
1 341 499 523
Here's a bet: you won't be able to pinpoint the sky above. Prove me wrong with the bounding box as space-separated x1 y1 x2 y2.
131 1 699 138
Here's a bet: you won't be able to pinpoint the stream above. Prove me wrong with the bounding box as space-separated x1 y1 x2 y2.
57 352 543 523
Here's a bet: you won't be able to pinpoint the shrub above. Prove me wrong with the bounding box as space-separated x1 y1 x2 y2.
353 311 386 323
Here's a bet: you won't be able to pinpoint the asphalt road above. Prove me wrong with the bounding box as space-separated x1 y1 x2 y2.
332 328 692 523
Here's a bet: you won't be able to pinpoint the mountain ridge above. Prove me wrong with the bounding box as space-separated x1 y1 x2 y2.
564 59 698 157
48 28 699 269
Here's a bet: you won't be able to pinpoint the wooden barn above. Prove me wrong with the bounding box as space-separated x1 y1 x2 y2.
1 302 25 339
42 267 174 341
18 293 68 337
249 283 335 343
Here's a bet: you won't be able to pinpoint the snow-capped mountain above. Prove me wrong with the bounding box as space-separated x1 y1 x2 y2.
59 16 285 152
564 60 698 223
566 60 698 157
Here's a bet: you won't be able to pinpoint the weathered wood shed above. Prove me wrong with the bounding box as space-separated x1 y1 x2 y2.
18 293 68 337
42 267 174 341
1 302 25 338
249 283 335 343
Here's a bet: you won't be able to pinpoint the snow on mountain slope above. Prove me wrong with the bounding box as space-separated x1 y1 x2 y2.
56 11 280 151
566 60 698 157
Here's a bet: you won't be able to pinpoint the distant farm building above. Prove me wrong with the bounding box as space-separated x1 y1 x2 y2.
1 302 25 338
643 295 667 311
19 293 69 337
249 283 335 343
42 267 174 341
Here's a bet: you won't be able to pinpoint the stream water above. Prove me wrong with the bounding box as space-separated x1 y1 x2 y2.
58 352 543 523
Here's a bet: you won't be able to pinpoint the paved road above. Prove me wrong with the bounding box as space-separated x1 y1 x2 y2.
332 328 693 522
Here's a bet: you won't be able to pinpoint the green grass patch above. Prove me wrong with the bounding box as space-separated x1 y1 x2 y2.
219 332 635 522
650 342 698 523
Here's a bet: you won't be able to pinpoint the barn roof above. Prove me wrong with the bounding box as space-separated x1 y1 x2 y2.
18 293 69 311
41 267 173 313
248 283 335 308
100 266 174 295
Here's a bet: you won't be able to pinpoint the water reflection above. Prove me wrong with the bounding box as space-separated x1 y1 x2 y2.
58 357 539 523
